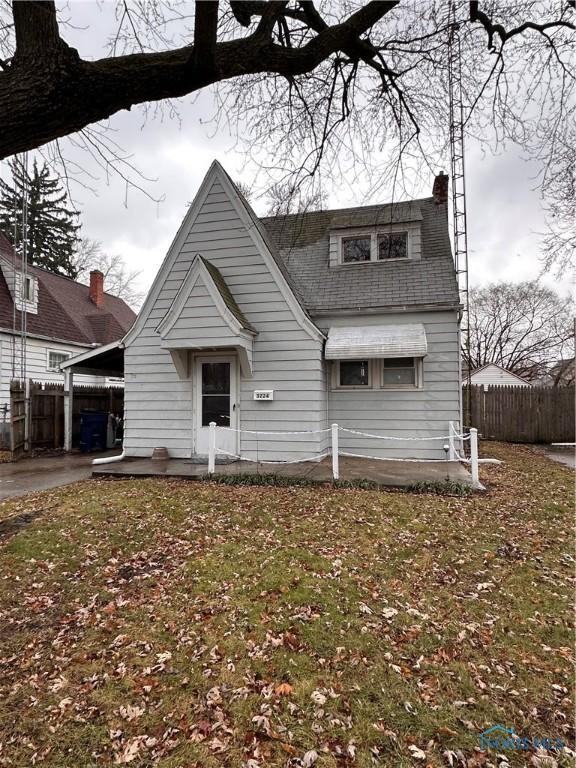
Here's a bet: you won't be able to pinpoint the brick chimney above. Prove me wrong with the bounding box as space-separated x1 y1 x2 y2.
432 171 449 204
89 270 104 307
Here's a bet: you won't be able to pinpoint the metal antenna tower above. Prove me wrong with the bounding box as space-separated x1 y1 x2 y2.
447 1 472 419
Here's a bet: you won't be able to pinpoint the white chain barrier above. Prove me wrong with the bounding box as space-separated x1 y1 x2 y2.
216 448 332 465
206 422 495 488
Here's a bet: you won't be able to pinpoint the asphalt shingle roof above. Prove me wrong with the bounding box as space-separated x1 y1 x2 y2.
0 231 136 345
260 198 460 313
200 256 256 334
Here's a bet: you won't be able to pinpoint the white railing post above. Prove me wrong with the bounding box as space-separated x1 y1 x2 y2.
208 421 216 475
448 420 456 460
470 427 479 488
331 423 339 480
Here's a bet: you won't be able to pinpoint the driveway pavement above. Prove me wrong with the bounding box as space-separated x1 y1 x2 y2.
541 445 575 469
0 451 121 500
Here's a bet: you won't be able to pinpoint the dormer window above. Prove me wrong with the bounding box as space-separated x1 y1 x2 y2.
377 232 408 260
342 236 371 263
337 229 412 265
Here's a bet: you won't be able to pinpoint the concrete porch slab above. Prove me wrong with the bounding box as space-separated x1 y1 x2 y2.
92 455 473 488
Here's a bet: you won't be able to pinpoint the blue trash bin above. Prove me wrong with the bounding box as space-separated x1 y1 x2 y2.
80 410 108 453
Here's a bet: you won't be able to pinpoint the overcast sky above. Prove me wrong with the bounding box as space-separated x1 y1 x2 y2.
1 2 566 303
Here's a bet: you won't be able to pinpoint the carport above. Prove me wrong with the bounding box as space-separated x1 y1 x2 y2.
59 340 125 451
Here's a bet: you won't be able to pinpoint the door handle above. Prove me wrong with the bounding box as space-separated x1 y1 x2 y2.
232 403 236 411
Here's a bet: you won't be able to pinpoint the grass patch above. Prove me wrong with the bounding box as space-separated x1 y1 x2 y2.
0 443 573 767
405 479 473 496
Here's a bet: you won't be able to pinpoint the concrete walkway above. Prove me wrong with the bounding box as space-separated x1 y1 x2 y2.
93 454 473 488
0 450 121 500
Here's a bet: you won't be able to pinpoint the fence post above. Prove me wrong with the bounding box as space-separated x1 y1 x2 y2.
470 427 479 488
331 423 339 480
448 421 456 460
208 421 216 475
24 378 31 453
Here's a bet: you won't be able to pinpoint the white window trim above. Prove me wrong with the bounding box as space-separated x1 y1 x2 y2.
338 227 411 265
46 349 71 372
331 358 424 391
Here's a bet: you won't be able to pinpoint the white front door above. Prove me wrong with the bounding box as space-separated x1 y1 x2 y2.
194 356 238 457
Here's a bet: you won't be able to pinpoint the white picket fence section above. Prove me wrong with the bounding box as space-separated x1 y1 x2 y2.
207 421 493 488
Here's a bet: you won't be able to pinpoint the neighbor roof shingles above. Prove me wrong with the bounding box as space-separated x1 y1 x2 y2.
0 231 136 345
260 198 460 312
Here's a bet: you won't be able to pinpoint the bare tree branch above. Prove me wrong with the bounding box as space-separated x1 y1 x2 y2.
0 1 397 159
469 1 574 51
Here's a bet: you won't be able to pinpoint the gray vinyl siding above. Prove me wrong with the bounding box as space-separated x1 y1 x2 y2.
0 332 105 417
317 310 461 459
124 177 326 460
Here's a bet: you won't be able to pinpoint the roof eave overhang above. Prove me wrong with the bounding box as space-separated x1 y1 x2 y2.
60 339 124 370
309 302 462 316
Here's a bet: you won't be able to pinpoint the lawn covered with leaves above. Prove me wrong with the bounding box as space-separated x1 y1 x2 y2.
0 443 573 767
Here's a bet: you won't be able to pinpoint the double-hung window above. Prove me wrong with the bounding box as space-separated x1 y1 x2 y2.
382 357 418 388
47 350 71 372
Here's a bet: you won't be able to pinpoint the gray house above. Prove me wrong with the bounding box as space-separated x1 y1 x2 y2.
69 161 462 461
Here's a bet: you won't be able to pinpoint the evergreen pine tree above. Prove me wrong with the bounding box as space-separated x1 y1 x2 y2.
0 158 81 278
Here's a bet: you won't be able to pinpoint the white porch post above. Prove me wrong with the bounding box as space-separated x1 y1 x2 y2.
64 369 73 452
208 421 216 475
470 427 479 488
331 423 339 481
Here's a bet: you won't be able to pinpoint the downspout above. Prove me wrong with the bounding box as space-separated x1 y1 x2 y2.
93 450 125 465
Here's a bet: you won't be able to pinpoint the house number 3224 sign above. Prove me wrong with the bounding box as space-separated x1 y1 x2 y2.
253 390 274 401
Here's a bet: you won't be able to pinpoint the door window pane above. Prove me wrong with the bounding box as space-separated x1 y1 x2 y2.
202 395 230 426
382 357 416 387
339 360 369 386
341 237 371 263
201 363 231 426
202 363 230 394
377 232 408 260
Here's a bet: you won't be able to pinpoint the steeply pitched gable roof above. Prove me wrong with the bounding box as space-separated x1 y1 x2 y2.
0 231 136 345
260 198 460 313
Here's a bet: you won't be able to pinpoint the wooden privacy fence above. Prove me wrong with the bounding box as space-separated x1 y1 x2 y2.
9 381 26 458
8 381 124 453
464 384 575 443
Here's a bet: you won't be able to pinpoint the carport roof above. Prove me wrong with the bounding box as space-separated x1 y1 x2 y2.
60 340 125 378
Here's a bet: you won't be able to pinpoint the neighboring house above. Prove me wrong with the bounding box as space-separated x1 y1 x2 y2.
466 363 531 388
0 231 136 418
64 161 462 460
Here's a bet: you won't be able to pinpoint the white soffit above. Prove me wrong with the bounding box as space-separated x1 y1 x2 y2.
325 324 428 359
